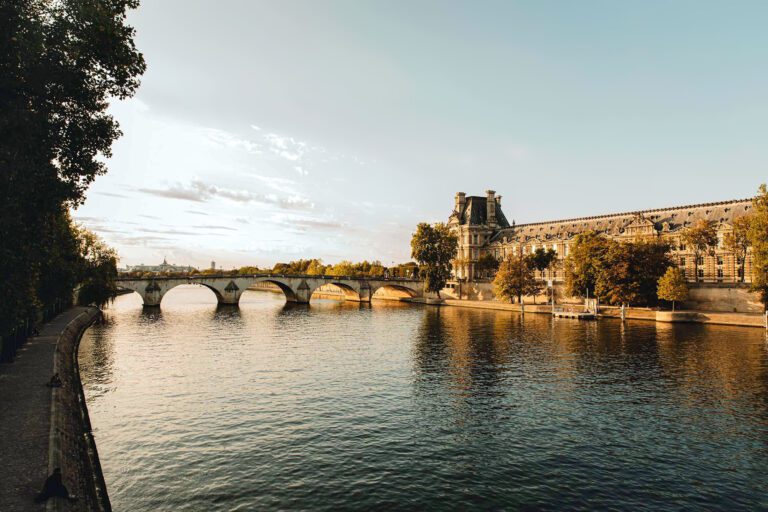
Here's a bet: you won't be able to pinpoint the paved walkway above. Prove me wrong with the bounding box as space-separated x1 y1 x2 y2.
0 307 91 511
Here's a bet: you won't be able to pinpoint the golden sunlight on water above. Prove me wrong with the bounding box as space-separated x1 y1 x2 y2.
79 286 768 511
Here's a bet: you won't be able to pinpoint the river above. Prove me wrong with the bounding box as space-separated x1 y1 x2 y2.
78 286 768 511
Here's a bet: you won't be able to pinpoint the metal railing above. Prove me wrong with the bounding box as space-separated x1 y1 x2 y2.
0 298 69 363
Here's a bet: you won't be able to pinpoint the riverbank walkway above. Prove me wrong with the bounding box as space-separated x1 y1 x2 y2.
0 307 92 511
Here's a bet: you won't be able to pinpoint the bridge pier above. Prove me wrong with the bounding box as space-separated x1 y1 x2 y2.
290 279 312 304
354 281 372 303
140 280 165 307
216 280 244 305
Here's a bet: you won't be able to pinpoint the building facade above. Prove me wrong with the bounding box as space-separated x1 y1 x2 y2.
120 258 197 274
448 190 754 284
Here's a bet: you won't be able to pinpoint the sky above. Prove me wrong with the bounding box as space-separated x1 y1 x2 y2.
74 0 768 269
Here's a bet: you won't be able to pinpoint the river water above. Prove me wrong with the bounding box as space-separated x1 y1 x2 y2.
78 286 768 511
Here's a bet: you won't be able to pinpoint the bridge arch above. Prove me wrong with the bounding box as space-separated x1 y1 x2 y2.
257 279 299 303
324 282 363 302
371 283 419 300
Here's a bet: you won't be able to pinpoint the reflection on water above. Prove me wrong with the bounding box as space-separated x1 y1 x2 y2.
79 286 768 511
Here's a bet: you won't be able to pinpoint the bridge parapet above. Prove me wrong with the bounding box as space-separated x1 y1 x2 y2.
115 274 425 307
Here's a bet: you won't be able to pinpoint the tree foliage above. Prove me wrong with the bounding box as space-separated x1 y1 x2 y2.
565 232 672 306
681 219 718 280
724 214 751 283
657 267 688 310
474 253 500 278
493 254 542 304
1 0 144 335
411 223 458 295
748 184 768 308
564 231 613 298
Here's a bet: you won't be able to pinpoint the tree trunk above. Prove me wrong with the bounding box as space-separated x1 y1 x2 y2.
672 300 675 312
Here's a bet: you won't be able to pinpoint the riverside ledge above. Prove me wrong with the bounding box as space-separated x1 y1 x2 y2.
438 299 767 329
0 306 107 511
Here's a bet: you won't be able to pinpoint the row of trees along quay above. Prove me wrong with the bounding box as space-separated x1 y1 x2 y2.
119 260 422 279
1 1 146 361
409 185 768 311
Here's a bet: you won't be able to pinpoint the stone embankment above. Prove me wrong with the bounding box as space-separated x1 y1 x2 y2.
439 299 767 329
0 307 108 512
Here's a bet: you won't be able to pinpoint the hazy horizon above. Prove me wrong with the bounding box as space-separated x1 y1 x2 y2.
73 0 768 269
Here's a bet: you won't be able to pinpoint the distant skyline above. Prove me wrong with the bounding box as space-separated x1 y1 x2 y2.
74 0 768 268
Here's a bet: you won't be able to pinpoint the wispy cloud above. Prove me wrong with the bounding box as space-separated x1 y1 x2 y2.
191 225 238 231
95 191 130 198
271 213 347 233
264 132 306 162
204 128 261 154
137 180 314 210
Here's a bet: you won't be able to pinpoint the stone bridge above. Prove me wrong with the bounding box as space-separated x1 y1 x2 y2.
115 274 430 307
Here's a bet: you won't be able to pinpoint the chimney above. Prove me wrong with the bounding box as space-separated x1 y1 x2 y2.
486 190 496 226
455 192 466 212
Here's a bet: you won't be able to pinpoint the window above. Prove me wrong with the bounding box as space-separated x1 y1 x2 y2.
679 258 686 267
679 243 687 251
697 269 704 278
716 256 723 266
696 256 704 265
717 268 723 278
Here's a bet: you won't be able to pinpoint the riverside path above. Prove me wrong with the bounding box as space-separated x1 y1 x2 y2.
0 307 92 511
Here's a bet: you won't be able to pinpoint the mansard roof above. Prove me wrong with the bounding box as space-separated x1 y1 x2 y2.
453 196 510 228
489 198 752 243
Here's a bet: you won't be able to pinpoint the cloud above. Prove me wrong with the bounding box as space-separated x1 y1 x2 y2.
271 214 346 233
136 227 200 236
265 132 306 162
185 210 210 216
137 180 314 210
139 214 161 220
204 128 261 154
96 191 130 198
251 175 299 194
235 218 250 224
191 225 238 231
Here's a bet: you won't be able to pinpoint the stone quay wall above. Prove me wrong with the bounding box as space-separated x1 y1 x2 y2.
49 307 110 512
442 281 763 314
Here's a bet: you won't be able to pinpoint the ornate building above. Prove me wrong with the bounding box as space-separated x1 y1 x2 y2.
120 258 197 274
448 190 754 284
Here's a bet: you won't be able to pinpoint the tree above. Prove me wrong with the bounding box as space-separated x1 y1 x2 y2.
531 248 557 277
724 215 751 283
474 253 500 279
681 219 718 282
657 267 689 311
595 239 672 307
325 260 356 277
493 254 542 311
305 259 326 276
411 223 458 297
595 242 639 307
75 225 119 307
530 248 557 303
1 1 144 335
748 184 768 309
564 231 614 299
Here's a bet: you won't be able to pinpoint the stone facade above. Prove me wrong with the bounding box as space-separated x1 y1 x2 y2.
448 191 754 284
120 257 197 274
